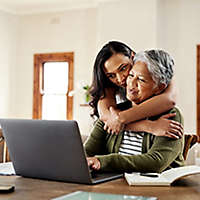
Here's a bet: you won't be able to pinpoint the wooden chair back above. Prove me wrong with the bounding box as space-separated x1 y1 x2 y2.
183 134 199 160
0 129 10 162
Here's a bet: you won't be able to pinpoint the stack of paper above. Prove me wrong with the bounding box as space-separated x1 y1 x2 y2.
0 162 15 176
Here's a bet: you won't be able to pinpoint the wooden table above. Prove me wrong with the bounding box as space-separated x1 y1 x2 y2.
0 174 200 200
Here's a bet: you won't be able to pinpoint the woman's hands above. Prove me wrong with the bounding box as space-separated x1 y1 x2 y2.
149 113 183 139
101 106 124 134
87 157 100 170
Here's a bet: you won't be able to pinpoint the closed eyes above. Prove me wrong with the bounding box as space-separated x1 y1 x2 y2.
128 73 146 82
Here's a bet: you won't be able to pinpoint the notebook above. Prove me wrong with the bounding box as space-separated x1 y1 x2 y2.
0 119 123 184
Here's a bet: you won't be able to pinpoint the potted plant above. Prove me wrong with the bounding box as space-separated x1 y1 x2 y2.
83 85 91 103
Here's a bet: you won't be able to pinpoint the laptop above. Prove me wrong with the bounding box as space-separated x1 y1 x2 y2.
0 119 123 184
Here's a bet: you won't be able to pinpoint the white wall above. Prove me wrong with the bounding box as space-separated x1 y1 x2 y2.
157 0 200 133
0 10 18 117
1 0 200 137
97 0 157 51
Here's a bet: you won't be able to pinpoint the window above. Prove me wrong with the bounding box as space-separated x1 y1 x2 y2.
33 52 74 120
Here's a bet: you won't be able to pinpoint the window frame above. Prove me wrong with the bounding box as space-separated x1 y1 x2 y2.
33 52 74 120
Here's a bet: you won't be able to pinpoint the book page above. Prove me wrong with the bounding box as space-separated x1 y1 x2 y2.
125 165 200 186
125 173 170 186
161 165 200 183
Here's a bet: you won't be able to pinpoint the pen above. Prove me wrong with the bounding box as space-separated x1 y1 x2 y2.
140 173 159 178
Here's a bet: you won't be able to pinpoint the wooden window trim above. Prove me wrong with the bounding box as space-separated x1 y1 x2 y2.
197 45 200 141
33 52 74 120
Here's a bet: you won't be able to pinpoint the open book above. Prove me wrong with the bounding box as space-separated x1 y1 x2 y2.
125 165 200 186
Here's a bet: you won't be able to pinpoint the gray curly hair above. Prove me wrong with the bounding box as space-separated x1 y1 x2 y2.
133 50 174 86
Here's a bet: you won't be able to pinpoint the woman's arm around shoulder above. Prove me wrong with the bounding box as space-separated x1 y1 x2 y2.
118 78 177 124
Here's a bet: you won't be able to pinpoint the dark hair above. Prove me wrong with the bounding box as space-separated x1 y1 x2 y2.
89 41 134 118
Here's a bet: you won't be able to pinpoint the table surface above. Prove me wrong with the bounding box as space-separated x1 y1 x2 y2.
0 174 200 200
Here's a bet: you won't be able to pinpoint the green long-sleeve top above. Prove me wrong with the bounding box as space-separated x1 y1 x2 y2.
84 107 184 173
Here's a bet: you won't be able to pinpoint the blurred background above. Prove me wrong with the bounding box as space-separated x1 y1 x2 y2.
0 0 199 158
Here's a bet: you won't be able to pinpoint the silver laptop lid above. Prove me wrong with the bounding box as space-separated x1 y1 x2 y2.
0 119 92 184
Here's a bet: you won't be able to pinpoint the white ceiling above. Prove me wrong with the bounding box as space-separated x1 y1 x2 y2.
0 0 116 15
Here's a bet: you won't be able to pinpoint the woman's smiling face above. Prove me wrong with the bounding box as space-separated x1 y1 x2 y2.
126 61 159 104
103 53 133 87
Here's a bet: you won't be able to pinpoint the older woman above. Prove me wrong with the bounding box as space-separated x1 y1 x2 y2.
85 50 184 173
